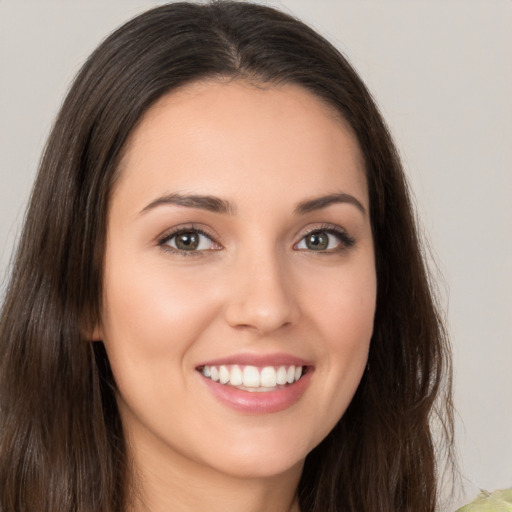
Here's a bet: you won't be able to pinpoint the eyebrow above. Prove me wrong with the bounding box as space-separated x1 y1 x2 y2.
140 191 366 216
140 192 236 215
294 193 366 216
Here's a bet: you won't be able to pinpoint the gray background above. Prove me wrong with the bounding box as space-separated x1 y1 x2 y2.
1 1 511 509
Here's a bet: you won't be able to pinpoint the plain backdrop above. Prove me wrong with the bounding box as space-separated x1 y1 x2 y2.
1 1 511 509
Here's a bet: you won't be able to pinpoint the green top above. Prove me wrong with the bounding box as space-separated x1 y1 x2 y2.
457 488 512 511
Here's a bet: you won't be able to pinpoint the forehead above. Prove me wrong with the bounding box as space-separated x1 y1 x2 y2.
114 79 368 210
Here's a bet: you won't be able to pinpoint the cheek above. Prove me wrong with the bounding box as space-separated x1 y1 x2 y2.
300 258 376 423
304 255 376 346
99 256 222 372
98 259 225 434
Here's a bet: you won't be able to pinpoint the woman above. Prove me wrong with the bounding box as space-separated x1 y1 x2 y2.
0 2 454 511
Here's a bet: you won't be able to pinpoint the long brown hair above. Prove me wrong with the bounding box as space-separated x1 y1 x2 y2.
0 2 454 511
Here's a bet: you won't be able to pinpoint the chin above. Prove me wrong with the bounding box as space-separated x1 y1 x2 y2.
196 428 317 481
213 450 306 481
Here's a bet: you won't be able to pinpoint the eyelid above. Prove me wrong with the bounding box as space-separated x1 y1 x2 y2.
294 223 356 252
155 222 355 256
157 224 223 255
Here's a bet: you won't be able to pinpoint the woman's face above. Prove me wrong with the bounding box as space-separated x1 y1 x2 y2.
96 80 376 481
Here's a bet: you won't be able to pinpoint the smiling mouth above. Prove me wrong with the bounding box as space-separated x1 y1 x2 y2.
197 364 307 392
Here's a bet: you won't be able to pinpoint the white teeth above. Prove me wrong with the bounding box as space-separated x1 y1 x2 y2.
200 363 305 390
219 365 230 384
243 366 260 388
276 366 288 385
260 366 277 387
229 365 243 386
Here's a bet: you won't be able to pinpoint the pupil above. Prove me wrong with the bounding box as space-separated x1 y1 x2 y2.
176 232 199 250
307 232 328 250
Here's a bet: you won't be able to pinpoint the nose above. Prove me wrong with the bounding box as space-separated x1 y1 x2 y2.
224 249 300 335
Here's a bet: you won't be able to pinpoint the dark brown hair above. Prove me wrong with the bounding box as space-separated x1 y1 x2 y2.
0 2 454 511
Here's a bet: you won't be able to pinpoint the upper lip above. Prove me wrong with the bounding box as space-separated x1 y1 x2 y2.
195 352 312 369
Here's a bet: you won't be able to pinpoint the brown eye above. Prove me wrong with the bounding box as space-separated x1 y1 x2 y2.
174 231 200 251
161 229 220 253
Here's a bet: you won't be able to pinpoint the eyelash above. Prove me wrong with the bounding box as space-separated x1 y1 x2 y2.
158 225 220 257
295 225 356 253
157 224 356 256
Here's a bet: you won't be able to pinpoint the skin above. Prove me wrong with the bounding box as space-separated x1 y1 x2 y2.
94 80 377 512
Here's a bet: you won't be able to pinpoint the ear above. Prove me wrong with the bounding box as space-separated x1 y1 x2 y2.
90 324 104 342
80 310 104 342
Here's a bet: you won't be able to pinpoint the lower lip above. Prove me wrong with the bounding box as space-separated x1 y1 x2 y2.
200 369 313 414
